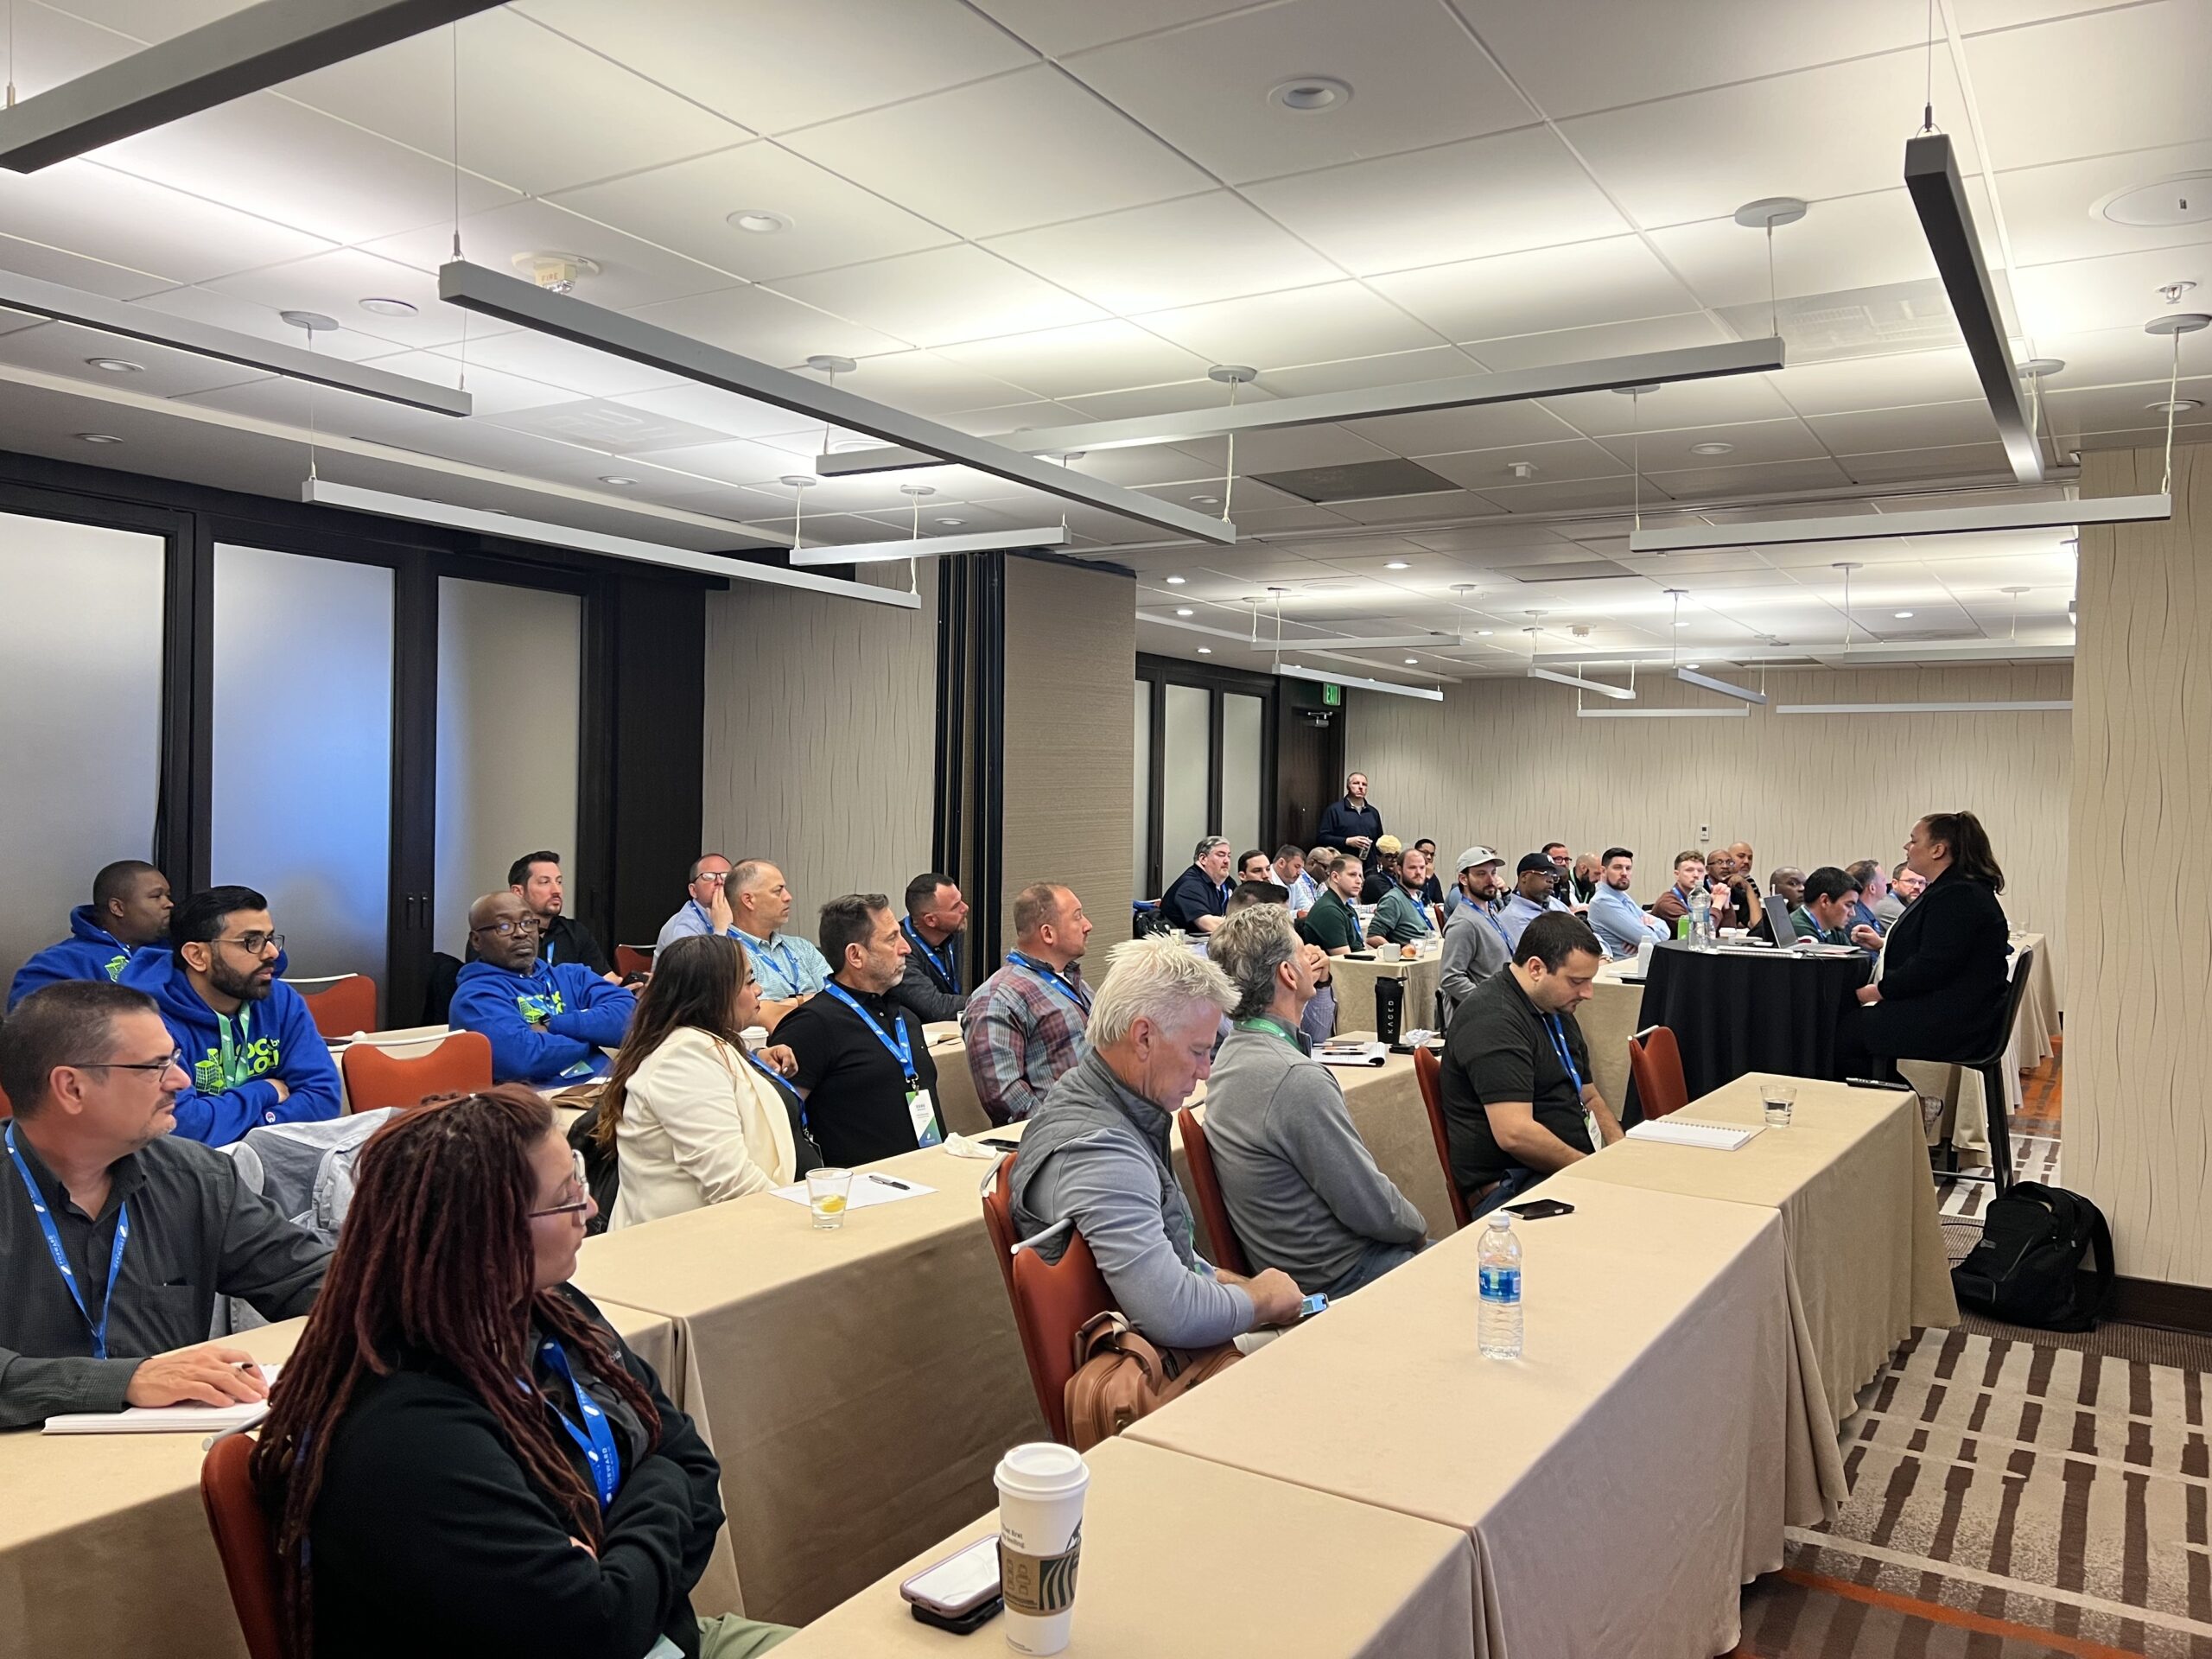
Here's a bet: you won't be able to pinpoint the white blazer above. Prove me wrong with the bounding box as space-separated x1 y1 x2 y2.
608 1028 800 1230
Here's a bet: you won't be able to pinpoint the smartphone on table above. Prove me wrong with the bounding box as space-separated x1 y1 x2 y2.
1503 1198 1576 1221
899 1534 1003 1633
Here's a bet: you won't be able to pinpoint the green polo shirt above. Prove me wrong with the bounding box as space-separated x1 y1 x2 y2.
1298 888 1362 953
1368 885 1434 944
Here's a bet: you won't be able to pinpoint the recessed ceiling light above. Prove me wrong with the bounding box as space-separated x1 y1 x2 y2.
1688 441 1735 456
1385 560 1409 569
1268 76 1351 113
76 431 123 443
1403 657 1419 664
1190 493 1222 505
1673 620 1689 627
359 296 417 318
935 517 966 527
1894 610 1915 618
1198 646 1212 654
727 210 791 235
1476 629 1493 636
2148 397 2203 412
85 356 142 372
1175 607 1194 617
1684 663 1701 671
599 475 639 486
2095 173 2212 228
1166 575 1186 585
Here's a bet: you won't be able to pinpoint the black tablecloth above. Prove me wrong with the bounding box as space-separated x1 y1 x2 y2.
1637 941 1877 1101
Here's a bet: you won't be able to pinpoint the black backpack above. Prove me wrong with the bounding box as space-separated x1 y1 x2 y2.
567 1103 621 1236
1951 1182 2114 1332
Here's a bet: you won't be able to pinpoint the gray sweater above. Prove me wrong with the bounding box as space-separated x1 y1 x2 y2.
1201 1022 1427 1295
1440 899 1510 1022
1008 1050 1255 1349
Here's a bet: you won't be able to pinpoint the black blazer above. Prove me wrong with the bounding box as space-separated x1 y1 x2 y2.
307 1287 726 1659
1858 866 2012 1064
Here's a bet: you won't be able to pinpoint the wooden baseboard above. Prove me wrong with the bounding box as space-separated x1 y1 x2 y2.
2112 1274 2212 1334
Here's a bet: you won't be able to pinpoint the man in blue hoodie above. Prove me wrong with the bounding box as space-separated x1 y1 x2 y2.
9 861 174 1009
120 885 342 1147
449 890 637 1085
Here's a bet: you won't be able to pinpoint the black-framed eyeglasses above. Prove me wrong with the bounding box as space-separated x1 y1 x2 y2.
470 918 540 938
65 1048 186 1076
219 932 285 956
528 1149 592 1219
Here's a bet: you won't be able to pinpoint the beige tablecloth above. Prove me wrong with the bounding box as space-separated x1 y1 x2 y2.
1580 964 1647 1122
921 1024 989 1136
1128 1181 1796 1659
1553 1072 1958 1521
569 1140 1045 1627
0 1300 681 1659
1330 949 1444 1036
768 1435 1478 1657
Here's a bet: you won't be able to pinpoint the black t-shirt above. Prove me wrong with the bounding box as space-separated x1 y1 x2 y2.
775 985 942 1167
1160 864 1229 931
464 913 611 976
1438 968 1593 1192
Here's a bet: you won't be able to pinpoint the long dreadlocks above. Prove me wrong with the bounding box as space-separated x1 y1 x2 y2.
251 1086 661 1658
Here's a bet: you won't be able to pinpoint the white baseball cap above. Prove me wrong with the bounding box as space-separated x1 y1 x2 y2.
1455 845 1503 873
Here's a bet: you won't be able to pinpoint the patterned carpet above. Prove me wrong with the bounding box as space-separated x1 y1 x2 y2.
1733 1040 2212 1658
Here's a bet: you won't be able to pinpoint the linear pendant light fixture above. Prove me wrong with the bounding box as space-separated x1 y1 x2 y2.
1248 631 1463 652
1274 663 1443 702
1904 132 2042 484
1626 491 2169 554
0 267 472 416
301 480 920 608
1775 700 2070 715
1676 666 1767 704
0 0 505 173
816 337 1788 475
788 524 1070 566
1529 666 1636 700
1579 705 1748 719
435 260 1235 546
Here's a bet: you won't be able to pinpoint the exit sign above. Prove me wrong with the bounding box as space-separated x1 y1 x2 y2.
1322 682 1342 706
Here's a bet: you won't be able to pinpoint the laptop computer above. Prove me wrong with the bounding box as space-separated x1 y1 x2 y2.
1765 899 1799 947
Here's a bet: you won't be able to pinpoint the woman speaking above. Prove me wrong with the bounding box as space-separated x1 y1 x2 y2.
1853 809 2013 1079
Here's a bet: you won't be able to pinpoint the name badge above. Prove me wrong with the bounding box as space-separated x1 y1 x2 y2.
906 1087 943 1148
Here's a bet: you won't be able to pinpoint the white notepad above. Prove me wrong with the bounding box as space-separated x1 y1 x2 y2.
1316 1042 1389 1068
44 1363 282 1435
768 1174 937 1211
1625 1118 1764 1152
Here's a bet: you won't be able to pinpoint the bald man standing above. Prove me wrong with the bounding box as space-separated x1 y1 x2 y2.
449 891 638 1084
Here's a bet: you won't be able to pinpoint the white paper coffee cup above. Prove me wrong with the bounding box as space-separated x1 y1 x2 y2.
1635 938 1656 975
994 1442 1089 1655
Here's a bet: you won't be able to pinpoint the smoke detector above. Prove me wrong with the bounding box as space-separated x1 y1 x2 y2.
1505 460 1539 480
512 251 601 294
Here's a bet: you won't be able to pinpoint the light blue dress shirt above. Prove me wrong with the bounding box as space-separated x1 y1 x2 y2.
652 901 831 998
1497 892 1568 953
1586 884 1668 959
1286 871 1321 913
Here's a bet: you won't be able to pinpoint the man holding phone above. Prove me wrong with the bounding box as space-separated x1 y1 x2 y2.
1436 912 1624 1218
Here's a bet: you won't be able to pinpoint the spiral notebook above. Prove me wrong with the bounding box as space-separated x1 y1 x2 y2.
43 1364 283 1434
1624 1118 1763 1152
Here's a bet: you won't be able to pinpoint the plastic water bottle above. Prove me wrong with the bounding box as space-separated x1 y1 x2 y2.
1688 887 1713 950
1477 1213 1522 1359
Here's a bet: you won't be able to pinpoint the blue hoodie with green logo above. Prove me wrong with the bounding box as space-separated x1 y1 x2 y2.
449 957 636 1084
7 906 138 1010
118 948 342 1146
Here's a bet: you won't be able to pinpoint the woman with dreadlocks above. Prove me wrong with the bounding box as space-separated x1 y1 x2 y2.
251 1085 792 1659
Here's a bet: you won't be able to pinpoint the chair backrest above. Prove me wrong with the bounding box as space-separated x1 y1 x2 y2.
982 1160 1113 1445
1175 1106 1249 1277
340 1029 493 1114
200 1433 289 1659
1973 945 2038 1069
614 944 653 980
1625 1025 1690 1121
1410 1046 1472 1230
297 975 378 1041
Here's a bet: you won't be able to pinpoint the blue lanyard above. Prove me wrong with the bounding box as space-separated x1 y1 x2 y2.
744 1047 800 1102
688 899 747 942
6 1122 130 1361
1544 1014 1585 1097
1483 906 1511 947
900 918 960 994
1007 951 1090 1013
536 1339 620 1510
823 984 918 1083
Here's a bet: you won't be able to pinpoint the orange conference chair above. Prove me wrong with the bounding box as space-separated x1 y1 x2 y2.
1174 1106 1250 1277
1411 1046 1473 1231
296 974 377 1041
200 1433 289 1659
340 1030 493 1115
614 944 653 980
1625 1025 1690 1122
982 1159 1113 1446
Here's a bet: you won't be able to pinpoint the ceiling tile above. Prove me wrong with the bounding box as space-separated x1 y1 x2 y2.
413 328 691 400
1417 436 1630 490
620 283 911 367
1177 423 1398 475
1133 282 1443 368
0 234 170 305
937 320 1211 399
1332 487 1505 524
1767 346 1986 416
1370 235 1699 341
1559 48 1980 230
1061 378 1281 420
334 349 575 416
124 284 403 364
550 143 956 282
602 382 825 441
198 249 475 352
969 0 1264 58
1962 1 2212 172
0 318 280 398
1246 128 1630 276
982 192 1344 314
1649 188 1977 313
1540 372 1797 436
1642 455 1856 498
1592 417 1832 471
1807 399 2005 453
514 0 1034 133
1209 504 1360 535
1252 346 1485 398
1991 142 2212 268
0 159 333 286
1341 400 1583 458
1065 0 1535 186
2027 325 2204 389
772 245 1106 346
1838 442 2014 482
1465 311 1732 372
815 351 1034 415
1451 0 1930 119
278 10 745 198
780 65 1211 239
2010 244 2212 339
2045 377 2212 440
1471 475 1655 515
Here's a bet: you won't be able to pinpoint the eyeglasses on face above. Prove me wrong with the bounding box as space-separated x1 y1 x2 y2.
470 917 540 938
64 1048 186 1077
219 932 285 957
528 1149 592 1219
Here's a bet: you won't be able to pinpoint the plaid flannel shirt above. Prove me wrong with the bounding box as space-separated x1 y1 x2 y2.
962 957 1092 1126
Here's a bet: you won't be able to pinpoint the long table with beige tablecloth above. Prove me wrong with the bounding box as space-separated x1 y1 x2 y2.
1127 1179 1799 1658
0 1300 688 1659
1548 1071 1959 1521
766 1434 1478 1658
566 1137 1046 1627
1329 947 1444 1036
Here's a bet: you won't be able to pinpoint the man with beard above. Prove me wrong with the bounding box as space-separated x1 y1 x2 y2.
503 850 613 979
121 886 340 1146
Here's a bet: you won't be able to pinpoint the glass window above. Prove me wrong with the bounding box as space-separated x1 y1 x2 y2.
1133 680 1153 899
1221 693 1262 858
1160 683 1211 881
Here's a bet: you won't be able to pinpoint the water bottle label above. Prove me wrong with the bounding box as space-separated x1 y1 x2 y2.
1479 1264 1521 1303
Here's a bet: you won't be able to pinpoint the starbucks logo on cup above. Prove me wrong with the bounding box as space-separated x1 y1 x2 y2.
1000 1525 1082 1617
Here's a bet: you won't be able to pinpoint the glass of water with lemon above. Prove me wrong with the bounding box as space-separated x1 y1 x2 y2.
807 1166 854 1230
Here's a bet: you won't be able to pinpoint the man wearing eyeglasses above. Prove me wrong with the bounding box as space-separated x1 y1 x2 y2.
119 885 341 1147
450 890 639 1085
0 981 331 1428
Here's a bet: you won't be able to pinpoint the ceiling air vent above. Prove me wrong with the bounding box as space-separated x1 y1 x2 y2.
1715 277 2001 362
1495 558 1640 582
1249 458 1460 504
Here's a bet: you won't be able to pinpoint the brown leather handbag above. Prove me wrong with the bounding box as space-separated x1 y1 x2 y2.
1061 1311 1240 1452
